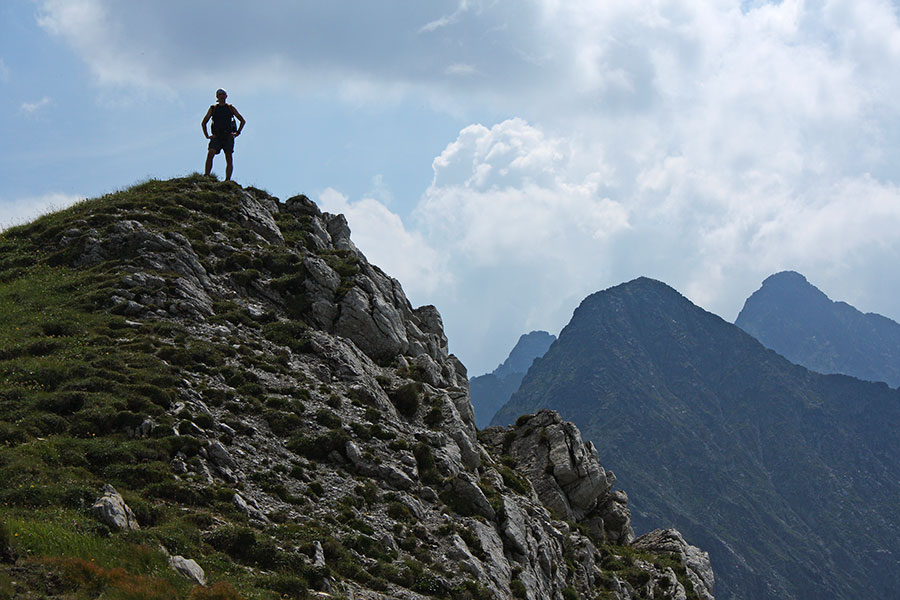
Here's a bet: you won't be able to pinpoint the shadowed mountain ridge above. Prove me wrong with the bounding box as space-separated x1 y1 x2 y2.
736 270 900 387
493 276 900 600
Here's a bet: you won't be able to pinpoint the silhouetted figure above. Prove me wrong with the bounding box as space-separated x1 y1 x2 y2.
202 88 245 181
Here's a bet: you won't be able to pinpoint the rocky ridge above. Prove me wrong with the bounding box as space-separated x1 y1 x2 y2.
0 176 714 599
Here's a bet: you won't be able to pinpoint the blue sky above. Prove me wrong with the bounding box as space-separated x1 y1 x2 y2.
5 0 900 375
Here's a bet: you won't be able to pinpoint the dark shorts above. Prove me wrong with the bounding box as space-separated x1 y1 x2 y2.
208 133 235 155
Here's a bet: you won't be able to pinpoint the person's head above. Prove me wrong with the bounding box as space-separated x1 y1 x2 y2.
216 88 227 103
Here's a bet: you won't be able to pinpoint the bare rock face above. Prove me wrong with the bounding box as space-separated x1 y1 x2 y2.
92 484 139 531
634 529 716 600
480 409 634 544
236 189 283 243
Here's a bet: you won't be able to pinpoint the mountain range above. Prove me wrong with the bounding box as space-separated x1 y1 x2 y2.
0 176 715 600
469 331 555 428
736 270 900 387
492 277 900 600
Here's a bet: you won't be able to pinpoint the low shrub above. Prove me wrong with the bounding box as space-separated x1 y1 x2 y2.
390 383 421 419
287 429 348 461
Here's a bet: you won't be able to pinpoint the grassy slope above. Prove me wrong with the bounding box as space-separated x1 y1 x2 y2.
0 176 317 599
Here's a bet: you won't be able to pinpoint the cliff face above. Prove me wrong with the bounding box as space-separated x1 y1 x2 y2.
493 277 900 600
0 176 714 600
736 271 900 387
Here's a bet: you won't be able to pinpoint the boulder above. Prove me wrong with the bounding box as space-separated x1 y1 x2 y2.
169 555 206 585
237 190 283 243
92 485 139 531
207 440 237 470
444 473 495 521
313 541 326 568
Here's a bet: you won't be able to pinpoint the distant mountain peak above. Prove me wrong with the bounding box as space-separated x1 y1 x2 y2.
493 330 556 378
737 271 900 387
755 271 829 304
762 270 808 285
470 330 556 428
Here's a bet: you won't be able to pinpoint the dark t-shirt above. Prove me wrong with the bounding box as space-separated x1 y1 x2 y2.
211 104 235 137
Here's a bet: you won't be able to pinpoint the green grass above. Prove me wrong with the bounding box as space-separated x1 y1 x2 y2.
0 176 325 598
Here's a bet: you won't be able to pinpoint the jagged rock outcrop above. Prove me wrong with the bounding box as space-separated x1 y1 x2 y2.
1 177 715 599
480 410 634 544
634 529 716 600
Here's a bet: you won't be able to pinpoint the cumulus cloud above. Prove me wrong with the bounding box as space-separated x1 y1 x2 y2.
418 119 629 260
318 119 628 371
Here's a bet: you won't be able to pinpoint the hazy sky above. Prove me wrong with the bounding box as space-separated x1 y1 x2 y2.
4 0 900 375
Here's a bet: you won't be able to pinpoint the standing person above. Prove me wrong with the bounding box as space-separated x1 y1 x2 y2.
202 88 245 181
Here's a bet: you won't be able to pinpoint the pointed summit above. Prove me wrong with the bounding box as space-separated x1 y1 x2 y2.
737 271 900 386
470 330 555 428
492 330 556 379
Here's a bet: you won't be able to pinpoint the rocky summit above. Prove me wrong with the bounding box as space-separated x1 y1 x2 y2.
0 176 714 599
736 270 900 387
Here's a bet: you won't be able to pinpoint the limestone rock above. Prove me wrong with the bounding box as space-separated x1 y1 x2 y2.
444 473 495 521
233 493 268 522
237 190 283 243
313 541 326 568
480 410 634 544
169 555 206 585
92 485 139 531
634 528 716 600
207 440 237 470
28 178 715 600
284 193 321 217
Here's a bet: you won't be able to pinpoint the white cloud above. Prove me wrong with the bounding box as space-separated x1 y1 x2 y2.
317 188 450 302
309 119 632 371
20 97 52 114
419 119 629 262
0 193 84 231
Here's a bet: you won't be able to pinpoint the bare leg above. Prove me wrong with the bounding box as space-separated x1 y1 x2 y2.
225 151 234 181
205 150 216 176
